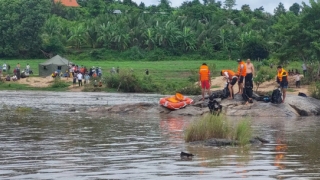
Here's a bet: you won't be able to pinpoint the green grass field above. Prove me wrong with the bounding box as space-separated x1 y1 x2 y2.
0 58 303 92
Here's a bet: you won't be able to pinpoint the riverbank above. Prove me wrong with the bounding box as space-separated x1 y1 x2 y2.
0 59 307 93
1 75 311 97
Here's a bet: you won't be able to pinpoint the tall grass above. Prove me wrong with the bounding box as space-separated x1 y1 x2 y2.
184 115 252 146
184 115 230 142
234 119 252 146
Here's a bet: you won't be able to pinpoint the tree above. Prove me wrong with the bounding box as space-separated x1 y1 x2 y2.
300 0 320 75
158 0 172 13
138 2 146 9
289 3 300 15
272 12 309 62
86 0 106 17
224 0 236 10
241 38 269 60
123 0 137 7
274 2 286 17
178 27 196 52
203 0 216 5
0 0 50 57
241 4 251 13
68 25 86 49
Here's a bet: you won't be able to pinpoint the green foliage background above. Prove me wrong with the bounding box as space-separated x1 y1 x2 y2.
1 0 320 62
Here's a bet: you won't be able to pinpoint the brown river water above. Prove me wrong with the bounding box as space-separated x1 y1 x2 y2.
0 91 320 179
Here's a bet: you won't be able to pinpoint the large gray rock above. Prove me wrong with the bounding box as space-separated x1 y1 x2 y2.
220 94 320 117
286 95 320 116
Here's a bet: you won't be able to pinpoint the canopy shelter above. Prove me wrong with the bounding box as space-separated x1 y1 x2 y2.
39 55 71 77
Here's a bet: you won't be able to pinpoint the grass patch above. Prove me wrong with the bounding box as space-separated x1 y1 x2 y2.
287 88 296 92
50 78 70 89
0 81 38 90
184 114 252 146
15 107 32 113
235 120 252 146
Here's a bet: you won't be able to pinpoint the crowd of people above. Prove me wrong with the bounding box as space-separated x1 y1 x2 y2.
0 62 33 81
62 65 104 87
199 60 308 104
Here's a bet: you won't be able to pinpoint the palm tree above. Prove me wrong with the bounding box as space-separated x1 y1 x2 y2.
179 27 196 52
68 24 86 49
144 28 155 50
85 20 99 48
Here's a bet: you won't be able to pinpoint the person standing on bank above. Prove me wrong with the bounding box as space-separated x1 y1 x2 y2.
199 63 211 101
77 72 83 87
276 66 288 103
245 59 255 87
236 59 246 94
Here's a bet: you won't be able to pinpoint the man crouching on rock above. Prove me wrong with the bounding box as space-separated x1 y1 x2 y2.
221 70 238 99
199 63 211 101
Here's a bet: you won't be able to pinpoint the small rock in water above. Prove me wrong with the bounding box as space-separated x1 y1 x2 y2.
180 151 194 157
68 107 76 112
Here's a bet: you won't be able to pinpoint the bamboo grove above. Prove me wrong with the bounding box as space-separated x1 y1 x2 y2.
1 0 320 62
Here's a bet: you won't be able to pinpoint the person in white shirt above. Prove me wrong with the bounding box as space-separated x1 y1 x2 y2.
77 72 83 87
3 63 7 72
26 63 30 73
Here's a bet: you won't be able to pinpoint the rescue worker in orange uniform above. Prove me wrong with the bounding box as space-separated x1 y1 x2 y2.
237 59 247 95
199 63 211 100
221 70 238 99
276 66 288 103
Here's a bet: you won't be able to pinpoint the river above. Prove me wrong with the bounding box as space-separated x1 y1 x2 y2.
0 91 319 179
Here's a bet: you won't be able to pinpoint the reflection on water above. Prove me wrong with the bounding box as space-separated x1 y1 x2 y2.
0 110 320 179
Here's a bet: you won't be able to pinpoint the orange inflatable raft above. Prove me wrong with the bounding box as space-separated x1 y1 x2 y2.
159 93 194 110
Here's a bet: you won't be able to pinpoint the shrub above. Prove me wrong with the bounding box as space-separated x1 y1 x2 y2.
123 46 145 60
177 83 201 95
89 49 104 60
50 79 70 89
254 66 275 92
303 64 320 85
188 69 198 82
309 82 320 100
104 71 161 93
146 48 166 61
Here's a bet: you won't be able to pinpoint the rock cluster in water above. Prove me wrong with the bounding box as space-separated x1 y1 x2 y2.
86 94 320 117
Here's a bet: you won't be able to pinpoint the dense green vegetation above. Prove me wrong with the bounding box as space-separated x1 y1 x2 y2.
1 0 320 63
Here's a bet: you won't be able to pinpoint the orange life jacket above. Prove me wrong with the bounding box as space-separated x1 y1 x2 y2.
222 70 236 80
277 68 288 82
199 65 210 81
237 61 247 77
